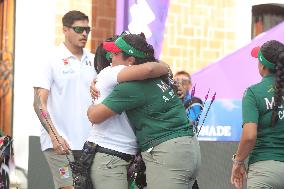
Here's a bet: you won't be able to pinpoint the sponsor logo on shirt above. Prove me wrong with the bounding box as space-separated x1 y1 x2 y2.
62 69 75 74
63 58 69 66
62 58 75 74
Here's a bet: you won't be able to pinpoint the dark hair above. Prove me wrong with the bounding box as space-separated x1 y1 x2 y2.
94 36 119 73
261 40 284 127
62 10 89 27
121 34 157 64
119 34 177 90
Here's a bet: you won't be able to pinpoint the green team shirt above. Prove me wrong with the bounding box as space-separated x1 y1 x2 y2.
242 74 284 165
102 78 193 152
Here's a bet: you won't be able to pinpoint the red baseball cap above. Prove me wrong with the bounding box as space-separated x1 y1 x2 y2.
103 41 122 53
251 46 260 58
250 45 276 70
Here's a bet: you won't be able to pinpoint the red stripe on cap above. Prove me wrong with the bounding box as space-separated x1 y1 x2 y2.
251 46 260 58
103 41 122 53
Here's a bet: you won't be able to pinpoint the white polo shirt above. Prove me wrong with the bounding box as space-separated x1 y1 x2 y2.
33 43 96 151
87 65 138 155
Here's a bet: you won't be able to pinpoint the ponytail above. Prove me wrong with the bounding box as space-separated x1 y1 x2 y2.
271 51 284 127
94 36 118 73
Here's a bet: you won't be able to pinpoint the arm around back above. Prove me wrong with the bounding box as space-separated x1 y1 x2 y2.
87 104 117 124
117 61 168 83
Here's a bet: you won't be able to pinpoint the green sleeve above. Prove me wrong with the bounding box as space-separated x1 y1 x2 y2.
242 88 259 124
102 82 146 114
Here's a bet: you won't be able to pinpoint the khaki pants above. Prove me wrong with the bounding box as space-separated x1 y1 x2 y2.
43 149 81 189
141 136 201 189
247 160 284 189
90 152 131 189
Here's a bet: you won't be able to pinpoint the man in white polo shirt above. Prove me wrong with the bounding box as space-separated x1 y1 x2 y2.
33 10 96 189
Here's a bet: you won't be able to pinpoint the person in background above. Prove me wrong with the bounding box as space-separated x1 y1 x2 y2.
174 71 203 126
174 71 203 131
174 71 202 189
33 10 95 189
231 40 284 189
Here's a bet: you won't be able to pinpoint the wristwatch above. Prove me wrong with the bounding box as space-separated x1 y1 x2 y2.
232 154 244 165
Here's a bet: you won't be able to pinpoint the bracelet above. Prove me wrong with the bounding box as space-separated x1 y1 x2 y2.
232 154 244 165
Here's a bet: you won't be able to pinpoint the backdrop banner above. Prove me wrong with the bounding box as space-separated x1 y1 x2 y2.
192 21 284 141
116 0 169 58
116 2 284 141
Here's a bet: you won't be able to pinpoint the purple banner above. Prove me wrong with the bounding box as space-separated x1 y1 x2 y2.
192 21 284 141
116 0 169 58
192 21 284 99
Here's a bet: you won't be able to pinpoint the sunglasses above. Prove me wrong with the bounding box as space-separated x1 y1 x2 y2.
67 26 91 34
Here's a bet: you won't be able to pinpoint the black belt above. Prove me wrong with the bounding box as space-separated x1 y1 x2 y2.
96 145 134 162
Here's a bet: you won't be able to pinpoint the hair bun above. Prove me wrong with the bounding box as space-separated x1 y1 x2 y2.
139 32 146 40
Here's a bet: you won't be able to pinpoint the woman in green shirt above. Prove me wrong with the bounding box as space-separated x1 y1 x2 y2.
231 40 284 189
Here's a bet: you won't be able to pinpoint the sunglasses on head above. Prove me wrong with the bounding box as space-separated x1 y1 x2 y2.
66 26 91 34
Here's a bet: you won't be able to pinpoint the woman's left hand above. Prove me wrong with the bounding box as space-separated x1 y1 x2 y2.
90 80 100 100
231 163 246 189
